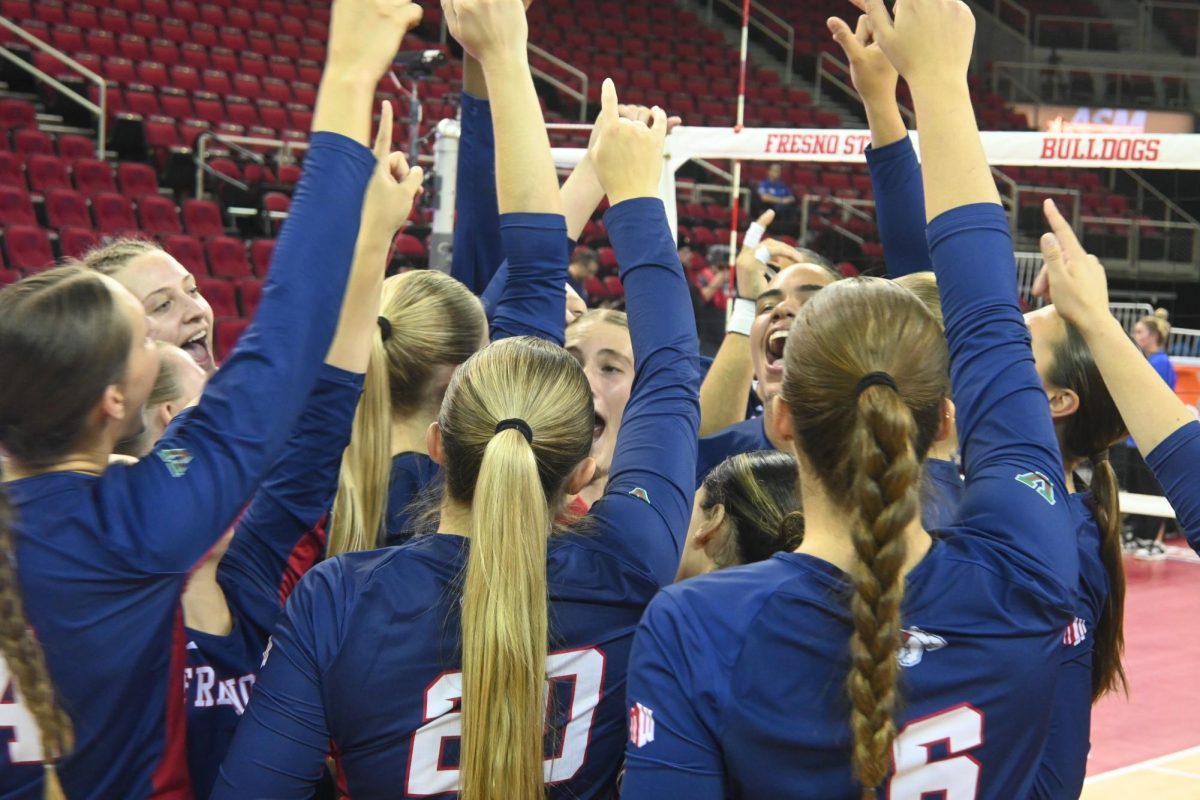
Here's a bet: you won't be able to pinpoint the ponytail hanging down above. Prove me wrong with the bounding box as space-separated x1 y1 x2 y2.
0 489 74 799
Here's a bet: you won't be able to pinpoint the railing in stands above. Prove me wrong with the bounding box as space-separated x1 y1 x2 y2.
815 53 915 126
992 0 1032 43
1138 0 1200 56
1080 216 1200 268
991 60 1195 108
0 16 106 156
705 0 794 83
1168 326 1200 357
1032 14 1137 50
528 43 589 122
1111 301 1155 331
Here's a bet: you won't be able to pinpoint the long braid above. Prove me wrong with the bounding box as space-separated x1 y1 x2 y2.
844 385 922 796
0 489 74 799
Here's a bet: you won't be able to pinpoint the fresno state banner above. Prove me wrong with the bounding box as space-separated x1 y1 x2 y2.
663 127 1200 170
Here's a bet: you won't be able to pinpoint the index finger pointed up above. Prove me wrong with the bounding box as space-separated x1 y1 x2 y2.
1042 199 1086 259
374 101 394 163
599 78 619 127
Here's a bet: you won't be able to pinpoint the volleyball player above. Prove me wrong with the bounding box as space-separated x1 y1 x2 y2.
622 2 1078 797
838 16 1127 794
675 450 802 581
1036 199 1200 553
211 15 697 792
0 0 424 794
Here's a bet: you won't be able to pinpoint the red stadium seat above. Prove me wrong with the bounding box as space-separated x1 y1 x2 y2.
181 41 211 68
137 194 182 235
26 155 71 193
33 0 64 23
258 100 288 131
56 134 94 161
0 152 22 187
292 83 316 107
159 88 193 120
12 129 52 158
117 162 159 197
210 47 238 74
136 61 168 88
286 104 312 131
225 96 258 128
242 163 275 185
201 69 232 95
169 65 201 92
192 94 224 126
199 3 225 26
85 28 118 55
44 188 92 230
4 225 54 273
276 164 300 187
217 26 246 52
72 158 116 195
144 117 180 150
59 226 101 260
182 198 224 238
0 268 20 287
206 158 241 184
66 5 97 29
205 236 251 279
268 56 297 82
231 73 261 99
130 12 158 38
50 24 84 54
248 30 275 57
161 233 207 275
0 186 36 226
197 277 237 317
173 1 199 23
392 232 426 261
249 238 274 276
214 317 248 360
603 275 624 300
236 277 263 316
91 192 138 234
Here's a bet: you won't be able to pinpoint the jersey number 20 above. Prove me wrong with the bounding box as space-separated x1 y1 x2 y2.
890 704 984 799
0 658 44 764
406 647 606 795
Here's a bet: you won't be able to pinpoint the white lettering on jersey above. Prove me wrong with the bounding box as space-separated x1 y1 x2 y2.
194 666 215 707
890 704 984 799
628 702 655 748
1063 617 1088 647
0 657 44 764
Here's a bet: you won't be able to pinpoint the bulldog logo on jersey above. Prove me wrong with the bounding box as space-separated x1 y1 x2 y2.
157 447 194 478
897 627 947 667
628 487 650 504
1015 470 1056 505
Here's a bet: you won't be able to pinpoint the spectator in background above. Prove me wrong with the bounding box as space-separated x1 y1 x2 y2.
1117 308 1177 560
755 164 797 232
567 246 600 304
683 236 728 358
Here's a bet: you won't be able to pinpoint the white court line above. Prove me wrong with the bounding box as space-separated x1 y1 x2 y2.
1085 744 1200 784
1149 767 1200 780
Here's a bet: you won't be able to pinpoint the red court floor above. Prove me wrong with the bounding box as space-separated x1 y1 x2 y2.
1088 543 1200 776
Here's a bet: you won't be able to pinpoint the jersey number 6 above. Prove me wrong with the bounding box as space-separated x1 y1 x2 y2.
889 704 984 799
406 647 606 796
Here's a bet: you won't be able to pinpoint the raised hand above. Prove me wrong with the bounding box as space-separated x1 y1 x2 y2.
852 0 975 89
442 0 529 66
588 80 669 206
828 13 898 106
1034 199 1111 332
735 211 805 300
361 102 426 235
327 0 423 82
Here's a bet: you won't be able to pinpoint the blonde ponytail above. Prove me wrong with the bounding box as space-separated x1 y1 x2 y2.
460 427 550 800
439 337 593 800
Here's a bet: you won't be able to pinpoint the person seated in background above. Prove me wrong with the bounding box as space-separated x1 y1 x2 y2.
567 246 600 304
755 163 797 232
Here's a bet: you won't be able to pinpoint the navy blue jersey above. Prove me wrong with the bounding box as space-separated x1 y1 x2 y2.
622 203 1077 800
696 416 773 487
184 366 362 799
922 458 963 530
865 137 933 278
383 451 440 545
212 197 699 800
450 92 503 295
1146 421 1200 552
0 133 374 800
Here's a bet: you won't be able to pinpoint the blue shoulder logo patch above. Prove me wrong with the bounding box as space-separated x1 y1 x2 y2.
157 448 194 478
1015 471 1055 505
628 487 650 504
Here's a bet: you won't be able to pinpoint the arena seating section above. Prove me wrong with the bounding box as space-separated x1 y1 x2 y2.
0 0 1186 352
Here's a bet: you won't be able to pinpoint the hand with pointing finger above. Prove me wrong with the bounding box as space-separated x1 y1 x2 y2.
361 101 425 235
588 79 669 206
827 13 898 107
1034 199 1111 333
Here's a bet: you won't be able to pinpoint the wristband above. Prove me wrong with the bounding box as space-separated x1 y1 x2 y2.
743 221 766 250
726 296 756 337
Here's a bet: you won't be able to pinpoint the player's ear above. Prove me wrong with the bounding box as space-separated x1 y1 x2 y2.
426 421 445 466
1047 387 1080 420
934 397 956 443
769 395 794 444
565 457 597 496
696 503 727 547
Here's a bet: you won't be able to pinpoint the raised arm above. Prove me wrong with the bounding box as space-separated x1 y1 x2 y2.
103 0 422 573
829 13 931 277
868 0 1073 590
590 80 701 585
1037 199 1200 550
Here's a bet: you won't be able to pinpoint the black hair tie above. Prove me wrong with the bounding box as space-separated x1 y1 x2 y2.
377 316 393 341
494 418 533 443
855 371 898 396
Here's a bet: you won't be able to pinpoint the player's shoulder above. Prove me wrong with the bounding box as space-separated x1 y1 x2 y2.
703 415 768 446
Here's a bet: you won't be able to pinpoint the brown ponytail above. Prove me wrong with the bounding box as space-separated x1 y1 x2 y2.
1048 321 1128 700
782 278 948 795
439 337 593 800
0 489 74 799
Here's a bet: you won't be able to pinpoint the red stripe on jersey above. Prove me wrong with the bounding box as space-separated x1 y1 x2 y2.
279 515 329 606
151 606 193 798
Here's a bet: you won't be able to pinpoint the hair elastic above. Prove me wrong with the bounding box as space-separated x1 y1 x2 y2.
855 371 898 396
494 418 534 443
377 316 393 341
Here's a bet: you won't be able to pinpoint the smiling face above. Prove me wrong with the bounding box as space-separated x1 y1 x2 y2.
111 251 216 373
565 314 634 481
749 263 839 402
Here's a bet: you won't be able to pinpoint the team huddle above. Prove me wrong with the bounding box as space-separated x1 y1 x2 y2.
2 0 1199 798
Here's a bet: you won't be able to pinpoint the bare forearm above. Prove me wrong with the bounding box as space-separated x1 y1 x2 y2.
699 334 754 436
483 57 562 214
910 79 999 221
313 72 378 147
1082 317 1191 455
863 95 908 149
562 156 605 241
324 227 390 372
